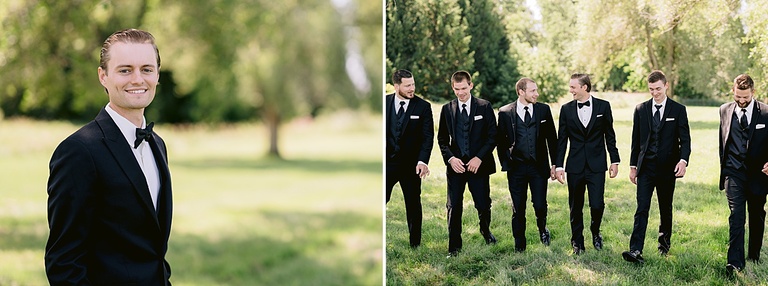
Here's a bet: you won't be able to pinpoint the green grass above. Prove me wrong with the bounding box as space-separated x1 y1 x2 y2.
386 93 768 285
0 110 382 285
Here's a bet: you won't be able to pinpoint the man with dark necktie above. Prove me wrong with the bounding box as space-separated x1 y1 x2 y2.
497 78 558 252
555 73 620 255
622 70 691 264
718 74 768 275
437 71 498 256
385 69 434 248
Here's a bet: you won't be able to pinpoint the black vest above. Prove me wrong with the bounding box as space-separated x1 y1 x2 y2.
645 111 662 160
512 112 537 163
725 112 749 177
455 105 471 158
389 104 406 158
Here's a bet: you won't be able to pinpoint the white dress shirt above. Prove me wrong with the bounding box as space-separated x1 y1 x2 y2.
105 104 161 210
394 96 410 115
516 100 533 121
577 96 593 128
736 99 755 126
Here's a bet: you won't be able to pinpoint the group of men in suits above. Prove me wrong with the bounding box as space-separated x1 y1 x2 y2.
386 69 767 274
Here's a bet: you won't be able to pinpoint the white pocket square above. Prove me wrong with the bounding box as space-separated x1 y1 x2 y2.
540 120 547 123
666 118 675 121
596 114 603 118
474 115 483 120
410 115 419 119
757 124 766 129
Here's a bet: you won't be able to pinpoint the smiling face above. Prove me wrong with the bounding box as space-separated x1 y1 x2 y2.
518 82 538 105
648 80 668 103
568 78 589 102
452 79 473 102
733 86 753 108
98 42 159 119
395 77 415 100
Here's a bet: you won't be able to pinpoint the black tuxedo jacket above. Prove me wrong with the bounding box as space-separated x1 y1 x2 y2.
46 109 173 285
629 98 691 173
719 101 768 193
385 93 434 167
556 97 620 173
497 101 557 174
437 96 497 175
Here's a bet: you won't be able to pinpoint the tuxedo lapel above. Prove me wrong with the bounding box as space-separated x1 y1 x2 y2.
723 102 735 146
468 97 478 131
570 101 585 135
448 99 457 134
748 102 760 146
401 98 415 132
533 103 541 137
96 110 161 229
148 135 172 236
585 100 598 135
386 94 393 129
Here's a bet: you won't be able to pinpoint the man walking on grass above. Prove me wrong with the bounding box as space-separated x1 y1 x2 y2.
622 70 691 264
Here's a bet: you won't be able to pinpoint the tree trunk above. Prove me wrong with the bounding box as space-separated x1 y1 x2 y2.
665 21 679 98
264 108 281 159
645 20 659 70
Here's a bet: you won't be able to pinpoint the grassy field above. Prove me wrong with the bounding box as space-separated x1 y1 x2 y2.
386 93 768 285
0 110 382 285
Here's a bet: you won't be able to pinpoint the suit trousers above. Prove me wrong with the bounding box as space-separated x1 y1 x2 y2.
446 171 492 252
629 159 677 253
386 163 423 247
567 170 605 247
506 162 548 249
725 176 767 268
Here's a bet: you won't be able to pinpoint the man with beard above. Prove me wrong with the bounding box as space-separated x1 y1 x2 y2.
386 69 434 248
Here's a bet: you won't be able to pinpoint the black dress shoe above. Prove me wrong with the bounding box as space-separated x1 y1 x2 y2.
483 232 497 245
410 243 420 249
540 228 551 246
726 264 741 275
572 244 585 255
658 243 670 256
447 250 460 258
748 256 761 264
622 250 645 264
592 234 603 250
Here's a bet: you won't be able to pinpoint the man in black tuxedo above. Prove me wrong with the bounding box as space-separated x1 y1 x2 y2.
622 70 691 264
386 69 434 248
497 78 557 252
719 74 768 274
555 73 620 255
438 71 498 256
45 29 173 285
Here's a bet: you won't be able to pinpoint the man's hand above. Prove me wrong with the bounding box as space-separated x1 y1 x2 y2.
629 167 637 185
467 157 482 174
550 166 556 180
416 164 430 179
674 161 687 178
609 164 619 178
556 170 566 184
449 158 466 173
762 162 768 176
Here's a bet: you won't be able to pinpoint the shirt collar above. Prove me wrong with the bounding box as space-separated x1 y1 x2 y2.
458 97 471 109
652 97 668 108
105 103 146 148
516 100 532 113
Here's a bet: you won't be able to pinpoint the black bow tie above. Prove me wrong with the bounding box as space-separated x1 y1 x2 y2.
577 101 590 109
134 122 154 149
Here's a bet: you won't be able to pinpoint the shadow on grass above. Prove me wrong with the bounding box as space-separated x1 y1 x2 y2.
0 210 382 285
168 209 382 285
173 157 381 174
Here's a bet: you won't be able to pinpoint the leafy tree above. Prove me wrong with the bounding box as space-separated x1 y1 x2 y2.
459 0 519 106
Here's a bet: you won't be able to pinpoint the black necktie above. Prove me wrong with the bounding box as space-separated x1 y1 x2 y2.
134 122 154 149
398 101 405 119
462 103 468 117
740 108 748 130
524 106 531 124
577 101 590 109
654 104 662 126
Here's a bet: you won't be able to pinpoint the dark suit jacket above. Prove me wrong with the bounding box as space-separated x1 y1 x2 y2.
437 96 497 175
719 101 768 193
629 98 691 173
385 93 434 167
46 109 173 285
556 97 620 173
497 101 557 174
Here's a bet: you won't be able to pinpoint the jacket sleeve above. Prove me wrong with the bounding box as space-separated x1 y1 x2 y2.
556 105 568 168
418 102 435 164
629 105 641 167
45 138 97 285
437 105 455 165
678 105 692 164
603 102 621 164
497 109 511 171
544 106 558 167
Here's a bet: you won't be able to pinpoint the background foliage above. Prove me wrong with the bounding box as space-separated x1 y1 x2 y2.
386 0 768 105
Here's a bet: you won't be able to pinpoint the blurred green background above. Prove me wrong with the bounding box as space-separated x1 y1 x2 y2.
0 0 383 285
